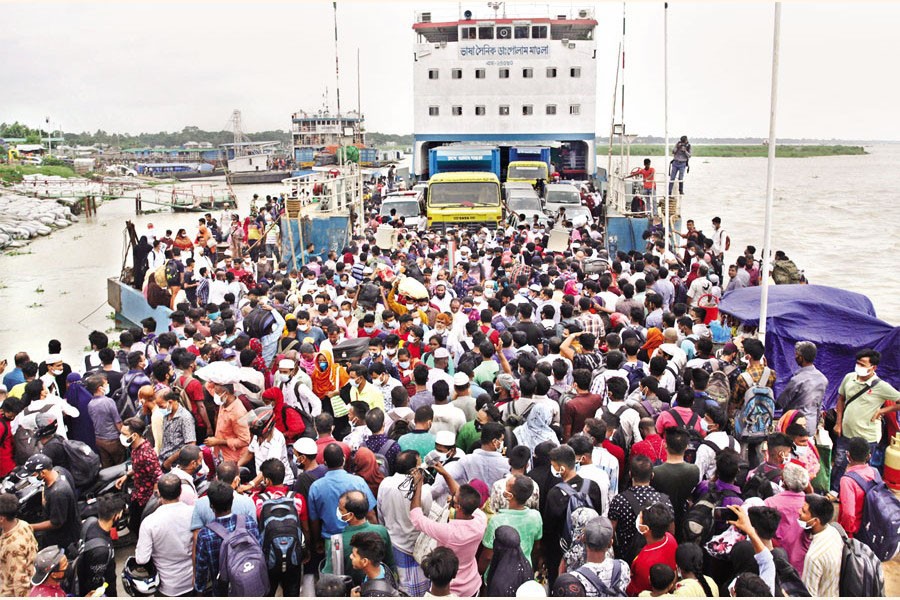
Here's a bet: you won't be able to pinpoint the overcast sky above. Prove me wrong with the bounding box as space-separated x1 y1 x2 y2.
4 2 897 140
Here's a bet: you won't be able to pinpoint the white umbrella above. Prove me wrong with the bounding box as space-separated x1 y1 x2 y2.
194 361 242 386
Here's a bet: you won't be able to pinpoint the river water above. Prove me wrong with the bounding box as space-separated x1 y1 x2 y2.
1 145 898 367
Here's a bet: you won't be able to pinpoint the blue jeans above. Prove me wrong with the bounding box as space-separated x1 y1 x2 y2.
830 436 880 492
668 161 687 195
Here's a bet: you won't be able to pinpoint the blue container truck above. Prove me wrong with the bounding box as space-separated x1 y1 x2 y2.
428 146 501 179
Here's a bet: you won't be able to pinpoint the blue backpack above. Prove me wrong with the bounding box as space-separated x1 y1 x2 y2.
734 368 775 443
622 361 645 394
846 470 900 561
207 514 270 596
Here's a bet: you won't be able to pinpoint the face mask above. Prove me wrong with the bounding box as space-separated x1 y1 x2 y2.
497 441 505 454
298 324 310 332
797 518 812 530
405 304 415 311
319 362 328 371
275 373 287 384
385 348 396 356
399 360 410 369
434 451 448 463
349 380 359 389
340 310 351 317
103 385 111 396
384 321 395 329
49 368 63 376
700 418 709 433
855 365 871 378
119 433 134 447
636 515 649 535
795 445 808 457
363 326 375 334
409 336 419 344
213 393 224 406
336 507 351 522
550 466 562 478
412 317 422 326
158 407 171 418
208 312 220 321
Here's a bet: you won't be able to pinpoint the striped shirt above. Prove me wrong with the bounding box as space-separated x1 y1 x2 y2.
802 525 843 597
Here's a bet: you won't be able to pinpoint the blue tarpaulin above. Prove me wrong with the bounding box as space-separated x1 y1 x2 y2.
718 285 899 409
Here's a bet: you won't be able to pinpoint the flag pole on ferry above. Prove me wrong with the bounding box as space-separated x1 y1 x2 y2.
758 2 782 338
663 2 670 254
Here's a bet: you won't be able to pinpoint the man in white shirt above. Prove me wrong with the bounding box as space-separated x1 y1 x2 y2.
695 406 740 481
710 217 730 261
369 363 401 413
207 270 228 305
429 381 466 437
377 450 433 597
570 435 611 516
241 416 295 487
596 377 642 448
135 473 195 597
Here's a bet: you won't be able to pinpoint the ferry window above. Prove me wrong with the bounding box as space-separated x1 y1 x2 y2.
452 69 462 80
569 104 581 115
570 67 582 78
496 26 512 40
531 25 548 38
499 68 510 79
499 105 510 116
429 106 440 116
478 26 494 39
514 25 530 39
452 106 463 116
546 104 557 115
475 69 486 79
522 68 533 79
546 67 557 78
475 105 486 116
522 105 534 116
428 69 439 80
460 26 477 40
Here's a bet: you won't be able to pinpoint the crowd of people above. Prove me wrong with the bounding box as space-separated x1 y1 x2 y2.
0 180 895 598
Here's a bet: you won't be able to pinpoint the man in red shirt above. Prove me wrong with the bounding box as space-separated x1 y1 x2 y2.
628 158 656 211
176 353 211 441
838 437 879 538
561 369 603 440
627 503 678 596
251 458 310 597
631 417 667 466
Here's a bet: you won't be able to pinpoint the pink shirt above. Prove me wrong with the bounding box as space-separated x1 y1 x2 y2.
410 507 487 597
839 464 877 537
655 407 705 437
215 399 251 463
764 490 810 573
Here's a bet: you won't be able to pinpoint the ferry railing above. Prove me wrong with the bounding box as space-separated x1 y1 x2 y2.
415 5 594 23
605 172 683 223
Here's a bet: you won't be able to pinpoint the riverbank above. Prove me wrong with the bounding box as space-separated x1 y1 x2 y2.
0 164 79 183
602 144 867 158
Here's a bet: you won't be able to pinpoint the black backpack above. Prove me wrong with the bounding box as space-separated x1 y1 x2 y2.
667 409 703 463
110 372 139 420
69 518 114 597
556 480 596 545
603 404 631 451
741 465 781 500
258 492 304 575
505 399 535 428
681 486 742 544
59 439 101 490
833 522 885 597
243 307 277 339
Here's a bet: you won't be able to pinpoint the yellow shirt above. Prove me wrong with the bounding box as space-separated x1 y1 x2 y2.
673 576 719 597
351 382 385 411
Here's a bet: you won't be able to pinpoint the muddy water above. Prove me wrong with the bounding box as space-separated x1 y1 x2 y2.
1 146 899 368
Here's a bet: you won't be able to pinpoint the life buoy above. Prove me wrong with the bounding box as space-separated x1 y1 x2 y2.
313 183 323 195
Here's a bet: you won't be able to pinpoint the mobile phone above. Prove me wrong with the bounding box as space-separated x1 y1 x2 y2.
713 507 734 521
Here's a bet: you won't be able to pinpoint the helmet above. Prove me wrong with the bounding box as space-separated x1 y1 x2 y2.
121 556 159 597
23 453 53 475
33 413 58 440
244 407 275 439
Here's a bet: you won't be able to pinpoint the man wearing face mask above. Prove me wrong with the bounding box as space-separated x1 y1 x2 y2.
114 418 163 536
775 341 828 438
430 422 509 503
744 433 793 499
368 363 401 413
830 348 900 493
202 379 251 464
542 444 604 587
28 546 71 597
294 310 326 347
24 454 79 550
167 444 203 506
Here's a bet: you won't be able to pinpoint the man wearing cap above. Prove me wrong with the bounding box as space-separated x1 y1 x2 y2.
28 545 68 597
24 454 79 550
451 372 477 421
0 492 37 596
571 517 631 596
425 348 454 393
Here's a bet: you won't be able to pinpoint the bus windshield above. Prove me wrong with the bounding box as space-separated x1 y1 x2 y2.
508 165 547 180
428 182 500 206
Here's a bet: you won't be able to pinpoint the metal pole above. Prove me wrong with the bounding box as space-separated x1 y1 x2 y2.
663 2 670 254
758 2 781 339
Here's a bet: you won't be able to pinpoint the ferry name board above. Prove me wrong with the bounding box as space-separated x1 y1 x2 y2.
459 43 551 59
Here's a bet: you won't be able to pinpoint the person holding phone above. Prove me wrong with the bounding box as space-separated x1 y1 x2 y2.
725 505 776 596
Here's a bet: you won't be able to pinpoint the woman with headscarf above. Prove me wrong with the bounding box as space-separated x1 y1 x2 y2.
173 228 194 252
351 447 385 497
638 327 664 362
513 403 559 453
311 349 350 430
527 440 561 514
484 526 534 597
132 235 152 291
778 410 820 480
247 338 272 389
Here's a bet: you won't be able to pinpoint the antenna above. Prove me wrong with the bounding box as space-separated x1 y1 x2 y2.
357 47 361 121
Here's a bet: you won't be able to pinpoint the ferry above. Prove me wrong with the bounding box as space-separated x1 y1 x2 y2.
291 108 381 170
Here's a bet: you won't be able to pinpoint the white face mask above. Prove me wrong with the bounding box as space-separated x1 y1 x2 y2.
340 310 351 317
795 445 808 457
336 507 350 522
855 365 871 378
797 518 812 530
550 466 562 478
298 324 310 332
213 393 224 406
119 433 133 447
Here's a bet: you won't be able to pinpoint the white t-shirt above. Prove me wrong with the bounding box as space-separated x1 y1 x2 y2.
248 429 294 486
430 403 467 436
